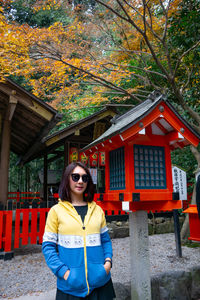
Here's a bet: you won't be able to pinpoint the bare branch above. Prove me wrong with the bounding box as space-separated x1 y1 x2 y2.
116 0 134 24
103 49 152 55
159 0 171 42
174 40 200 78
180 65 194 93
95 0 145 36
121 0 136 11
67 103 135 114
95 0 132 25
142 0 147 34
102 62 167 78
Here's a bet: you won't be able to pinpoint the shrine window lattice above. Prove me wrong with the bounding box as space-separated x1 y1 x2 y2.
134 145 166 189
109 147 125 190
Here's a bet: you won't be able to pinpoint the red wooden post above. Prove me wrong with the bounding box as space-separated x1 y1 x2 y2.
17 191 20 204
30 209 38 244
14 209 21 248
21 209 29 245
38 208 49 244
0 211 13 252
0 211 3 249
4 211 13 252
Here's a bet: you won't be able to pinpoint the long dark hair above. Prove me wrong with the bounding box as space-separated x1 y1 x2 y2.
58 161 95 203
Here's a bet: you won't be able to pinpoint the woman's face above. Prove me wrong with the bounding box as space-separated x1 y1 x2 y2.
69 166 88 198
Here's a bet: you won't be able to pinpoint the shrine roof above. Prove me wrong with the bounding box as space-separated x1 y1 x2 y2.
82 91 200 151
43 105 117 144
22 105 117 162
0 78 62 165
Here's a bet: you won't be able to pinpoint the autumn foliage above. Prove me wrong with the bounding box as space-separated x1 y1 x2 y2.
0 0 200 120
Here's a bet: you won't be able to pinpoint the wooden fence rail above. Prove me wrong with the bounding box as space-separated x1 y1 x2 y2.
7 192 41 209
0 208 50 259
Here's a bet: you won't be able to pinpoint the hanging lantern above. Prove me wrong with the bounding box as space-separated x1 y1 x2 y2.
89 152 98 167
99 151 106 166
69 147 78 163
79 152 89 165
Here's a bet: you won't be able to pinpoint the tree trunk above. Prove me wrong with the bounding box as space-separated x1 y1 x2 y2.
181 145 200 241
181 183 196 241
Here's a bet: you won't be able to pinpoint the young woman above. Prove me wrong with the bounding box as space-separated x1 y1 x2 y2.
42 161 116 300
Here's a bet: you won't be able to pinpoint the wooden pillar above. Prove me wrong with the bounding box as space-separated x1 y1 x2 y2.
0 116 11 208
43 153 48 205
0 113 2 137
0 96 17 208
129 211 152 300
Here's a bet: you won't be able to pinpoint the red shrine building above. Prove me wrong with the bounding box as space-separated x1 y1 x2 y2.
82 91 200 213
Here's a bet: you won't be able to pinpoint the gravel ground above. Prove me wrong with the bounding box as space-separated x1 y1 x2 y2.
0 233 200 299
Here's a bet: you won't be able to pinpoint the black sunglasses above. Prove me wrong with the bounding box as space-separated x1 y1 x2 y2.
71 173 89 183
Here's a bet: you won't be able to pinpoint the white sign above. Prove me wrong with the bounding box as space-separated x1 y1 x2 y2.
172 166 187 200
89 168 97 184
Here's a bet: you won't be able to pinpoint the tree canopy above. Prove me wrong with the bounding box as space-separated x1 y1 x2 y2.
1 0 200 164
1 1 199 120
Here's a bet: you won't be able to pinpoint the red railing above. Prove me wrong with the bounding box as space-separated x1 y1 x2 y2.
0 208 50 253
0 189 192 256
8 191 40 200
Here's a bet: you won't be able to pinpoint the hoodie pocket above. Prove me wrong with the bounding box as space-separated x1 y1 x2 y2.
66 267 86 290
88 263 108 288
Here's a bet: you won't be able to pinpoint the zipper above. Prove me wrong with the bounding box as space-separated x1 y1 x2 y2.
82 223 90 295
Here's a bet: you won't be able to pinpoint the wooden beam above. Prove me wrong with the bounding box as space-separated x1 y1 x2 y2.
154 119 168 134
11 131 29 147
166 131 185 145
68 135 92 143
9 95 18 121
18 113 62 165
0 84 53 121
0 113 1 136
31 100 53 121
163 104 199 147
45 110 115 147
0 84 33 107
13 106 44 129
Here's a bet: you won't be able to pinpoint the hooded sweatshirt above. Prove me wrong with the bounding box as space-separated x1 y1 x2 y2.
42 200 112 297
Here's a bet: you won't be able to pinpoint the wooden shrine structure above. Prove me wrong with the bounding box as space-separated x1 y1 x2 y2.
82 90 200 213
0 78 62 209
82 90 200 300
29 106 117 204
0 80 117 259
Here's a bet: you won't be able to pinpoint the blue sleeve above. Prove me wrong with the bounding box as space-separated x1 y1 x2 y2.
42 208 68 279
42 240 68 278
101 230 113 259
100 209 113 259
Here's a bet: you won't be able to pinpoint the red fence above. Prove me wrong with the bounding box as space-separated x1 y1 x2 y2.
0 208 49 254
0 190 192 256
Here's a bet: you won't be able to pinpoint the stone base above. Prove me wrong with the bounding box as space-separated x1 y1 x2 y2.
114 266 200 300
107 216 185 239
0 251 14 260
